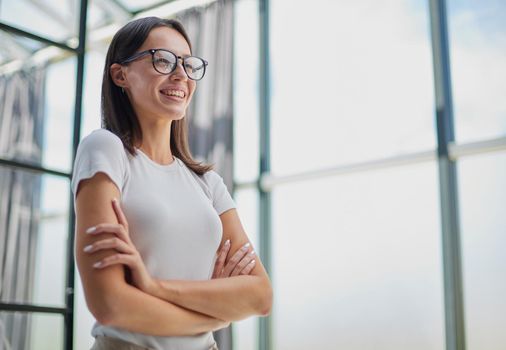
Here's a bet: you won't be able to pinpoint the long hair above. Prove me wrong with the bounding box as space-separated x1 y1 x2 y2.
101 16 213 175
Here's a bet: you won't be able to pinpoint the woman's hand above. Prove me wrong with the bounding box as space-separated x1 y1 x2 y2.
212 240 256 279
83 198 159 295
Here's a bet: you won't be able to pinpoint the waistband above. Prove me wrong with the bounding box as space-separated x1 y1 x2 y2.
91 335 219 350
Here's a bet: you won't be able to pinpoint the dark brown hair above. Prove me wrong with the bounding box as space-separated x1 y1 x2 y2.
101 16 212 175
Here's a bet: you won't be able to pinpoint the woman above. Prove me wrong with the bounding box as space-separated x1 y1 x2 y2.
72 16 273 350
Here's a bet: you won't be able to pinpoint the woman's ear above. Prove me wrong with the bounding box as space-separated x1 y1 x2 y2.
110 63 128 88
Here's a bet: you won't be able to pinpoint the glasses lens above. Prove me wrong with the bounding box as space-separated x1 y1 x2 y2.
184 57 206 80
153 50 177 74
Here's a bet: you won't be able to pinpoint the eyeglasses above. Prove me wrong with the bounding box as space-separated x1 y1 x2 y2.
119 48 208 81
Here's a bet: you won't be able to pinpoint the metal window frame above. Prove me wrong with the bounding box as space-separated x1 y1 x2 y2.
428 0 466 349
0 0 88 349
257 1 272 350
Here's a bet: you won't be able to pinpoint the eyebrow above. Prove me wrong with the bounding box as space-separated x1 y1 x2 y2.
158 48 192 57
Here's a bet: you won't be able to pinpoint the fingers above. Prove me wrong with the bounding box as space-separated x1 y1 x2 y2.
231 250 256 276
85 223 131 244
92 253 136 269
212 240 231 279
83 237 135 255
112 198 129 229
222 242 251 277
239 259 256 275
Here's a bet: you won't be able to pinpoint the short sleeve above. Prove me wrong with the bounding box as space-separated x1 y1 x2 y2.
71 129 128 203
202 170 236 215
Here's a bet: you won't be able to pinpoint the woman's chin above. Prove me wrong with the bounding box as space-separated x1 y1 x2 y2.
163 110 186 120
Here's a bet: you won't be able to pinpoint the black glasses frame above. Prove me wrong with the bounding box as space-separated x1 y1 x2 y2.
119 48 208 81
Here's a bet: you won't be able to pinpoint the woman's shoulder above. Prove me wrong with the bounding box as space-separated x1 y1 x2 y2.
200 169 229 192
80 128 124 148
78 128 126 155
200 168 220 181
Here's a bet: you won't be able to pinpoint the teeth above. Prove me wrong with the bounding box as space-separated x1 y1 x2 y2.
161 89 185 98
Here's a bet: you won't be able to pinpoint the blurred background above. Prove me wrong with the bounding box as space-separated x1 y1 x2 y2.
0 0 505 349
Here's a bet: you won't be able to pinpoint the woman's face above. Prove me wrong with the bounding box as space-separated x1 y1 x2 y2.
118 26 197 122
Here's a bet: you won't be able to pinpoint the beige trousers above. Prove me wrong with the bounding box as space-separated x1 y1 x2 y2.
90 335 219 350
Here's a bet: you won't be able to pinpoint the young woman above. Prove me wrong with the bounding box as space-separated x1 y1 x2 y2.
72 16 272 350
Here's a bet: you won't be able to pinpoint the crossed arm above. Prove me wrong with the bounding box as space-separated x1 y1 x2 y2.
151 207 272 322
75 173 272 336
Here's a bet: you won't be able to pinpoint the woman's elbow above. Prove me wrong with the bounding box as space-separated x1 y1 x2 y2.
86 287 123 326
88 296 117 326
257 280 273 316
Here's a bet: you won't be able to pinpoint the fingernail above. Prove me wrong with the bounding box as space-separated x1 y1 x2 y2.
86 226 96 234
249 250 255 256
83 245 93 252
250 260 256 264
243 242 250 249
225 240 230 246
93 261 102 268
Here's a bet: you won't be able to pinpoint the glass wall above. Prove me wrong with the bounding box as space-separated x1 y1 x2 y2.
447 1 506 349
271 162 444 349
447 0 506 143
0 10 78 347
267 1 444 348
270 0 435 176
2 0 505 349
458 152 506 350
233 0 506 349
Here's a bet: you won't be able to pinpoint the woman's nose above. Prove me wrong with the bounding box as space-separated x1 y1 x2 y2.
170 58 187 80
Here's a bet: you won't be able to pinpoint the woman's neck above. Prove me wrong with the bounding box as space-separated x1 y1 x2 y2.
135 119 174 165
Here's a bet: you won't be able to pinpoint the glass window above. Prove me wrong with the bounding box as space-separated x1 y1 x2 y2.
74 276 96 350
271 162 444 349
0 50 77 174
0 31 47 64
0 311 64 350
117 0 163 12
447 0 506 143
0 167 69 307
82 49 107 137
232 188 260 350
0 0 79 44
234 0 260 183
45 56 77 173
270 0 436 176
458 152 506 350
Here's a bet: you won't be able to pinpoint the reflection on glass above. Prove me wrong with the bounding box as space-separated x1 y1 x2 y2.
0 31 47 66
272 162 444 349
0 51 75 173
233 0 260 183
0 32 47 168
0 167 69 307
0 311 63 350
0 0 79 43
458 152 506 350
448 0 506 143
270 0 436 175
232 188 260 350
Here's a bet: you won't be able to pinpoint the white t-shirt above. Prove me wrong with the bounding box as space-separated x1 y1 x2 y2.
71 128 236 350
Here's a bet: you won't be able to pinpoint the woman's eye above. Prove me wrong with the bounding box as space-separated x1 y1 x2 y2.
155 58 170 66
185 63 203 73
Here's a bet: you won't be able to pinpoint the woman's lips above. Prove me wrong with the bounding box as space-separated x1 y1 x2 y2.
160 91 185 102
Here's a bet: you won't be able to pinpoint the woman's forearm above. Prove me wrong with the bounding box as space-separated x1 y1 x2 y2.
100 281 229 336
152 275 271 322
